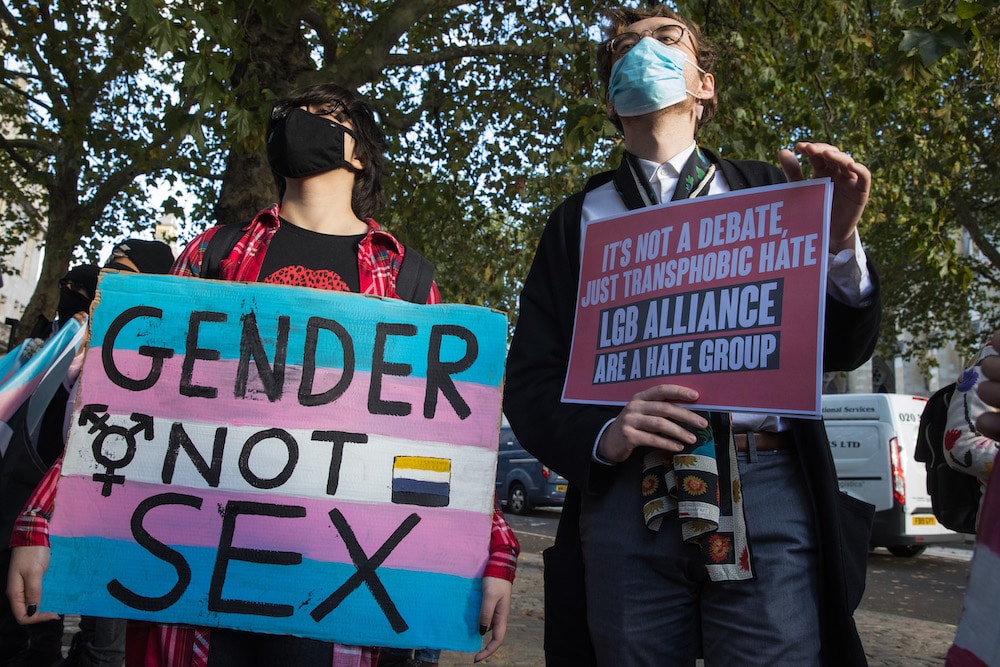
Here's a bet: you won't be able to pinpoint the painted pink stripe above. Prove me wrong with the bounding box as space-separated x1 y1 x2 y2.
50 476 489 578
79 353 500 448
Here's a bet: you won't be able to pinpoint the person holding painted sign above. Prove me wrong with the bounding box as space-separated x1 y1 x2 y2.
7 84 517 667
0 264 98 667
175 84 517 666
505 6 881 666
66 240 176 667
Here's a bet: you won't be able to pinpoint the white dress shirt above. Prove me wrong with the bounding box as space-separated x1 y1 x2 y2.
584 143 874 457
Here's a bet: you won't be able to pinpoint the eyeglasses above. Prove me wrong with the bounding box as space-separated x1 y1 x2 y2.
606 24 689 57
308 101 347 119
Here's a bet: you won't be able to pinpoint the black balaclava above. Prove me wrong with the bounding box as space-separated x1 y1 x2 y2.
56 264 100 324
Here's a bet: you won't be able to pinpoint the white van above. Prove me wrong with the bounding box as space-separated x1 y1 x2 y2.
821 393 964 557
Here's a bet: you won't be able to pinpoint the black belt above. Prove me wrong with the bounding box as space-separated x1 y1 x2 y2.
733 431 794 452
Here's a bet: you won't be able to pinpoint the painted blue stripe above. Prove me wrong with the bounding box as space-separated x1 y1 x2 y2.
45 535 482 651
89 273 506 386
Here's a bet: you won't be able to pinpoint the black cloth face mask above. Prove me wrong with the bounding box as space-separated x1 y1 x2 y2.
267 108 359 178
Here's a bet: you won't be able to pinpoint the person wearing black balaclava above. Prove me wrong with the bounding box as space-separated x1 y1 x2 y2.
31 264 100 463
25 264 100 347
54 265 100 331
0 264 97 667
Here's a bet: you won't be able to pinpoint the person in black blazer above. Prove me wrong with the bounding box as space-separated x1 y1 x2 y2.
504 5 880 666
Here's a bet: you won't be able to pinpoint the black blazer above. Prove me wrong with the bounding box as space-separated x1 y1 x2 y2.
504 151 881 666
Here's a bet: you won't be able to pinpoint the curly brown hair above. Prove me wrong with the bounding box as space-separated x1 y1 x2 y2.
596 6 718 132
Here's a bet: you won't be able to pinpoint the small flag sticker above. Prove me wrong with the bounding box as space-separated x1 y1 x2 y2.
392 456 452 507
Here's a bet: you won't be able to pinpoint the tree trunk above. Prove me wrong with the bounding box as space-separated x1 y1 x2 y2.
212 6 315 227
14 215 82 346
213 149 279 226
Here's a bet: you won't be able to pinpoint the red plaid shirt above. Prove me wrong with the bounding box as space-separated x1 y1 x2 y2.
170 204 445 302
13 205 518 666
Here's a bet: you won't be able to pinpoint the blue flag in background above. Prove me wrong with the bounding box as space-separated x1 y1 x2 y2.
0 319 84 458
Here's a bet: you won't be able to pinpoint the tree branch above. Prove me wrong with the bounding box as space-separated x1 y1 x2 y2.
68 14 138 113
333 0 460 87
78 92 204 220
299 7 339 62
0 0 66 110
171 162 225 181
952 187 1000 270
0 136 54 157
0 69 48 106
0 135 55 185
384 42 562 67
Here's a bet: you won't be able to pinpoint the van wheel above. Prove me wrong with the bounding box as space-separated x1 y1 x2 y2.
508 482 531 515
887 545 926 558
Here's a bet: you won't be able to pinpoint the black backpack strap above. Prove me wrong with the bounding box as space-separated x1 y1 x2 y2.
395 245 435 304
201 223 247 279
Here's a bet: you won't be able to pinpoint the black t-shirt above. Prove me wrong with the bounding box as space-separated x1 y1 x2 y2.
257 218 365 293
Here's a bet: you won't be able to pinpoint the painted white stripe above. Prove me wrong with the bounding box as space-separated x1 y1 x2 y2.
61 415 497 513
394 468 451 484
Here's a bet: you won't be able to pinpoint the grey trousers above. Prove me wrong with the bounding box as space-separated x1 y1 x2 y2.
580 449 821 666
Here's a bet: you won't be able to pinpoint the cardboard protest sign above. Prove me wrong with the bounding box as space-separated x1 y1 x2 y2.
43 273 507 652
564 180 832 416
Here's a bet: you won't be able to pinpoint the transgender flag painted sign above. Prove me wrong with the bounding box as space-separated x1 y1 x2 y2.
43 273 507 652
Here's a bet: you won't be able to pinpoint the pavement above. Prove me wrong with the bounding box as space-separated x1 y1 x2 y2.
57 553 957 666
439 553 958 667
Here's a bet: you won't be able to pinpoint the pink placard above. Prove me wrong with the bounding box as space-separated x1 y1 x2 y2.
563 180 833 416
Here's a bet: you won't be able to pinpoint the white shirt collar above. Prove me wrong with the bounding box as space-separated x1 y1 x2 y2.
633 142 698 203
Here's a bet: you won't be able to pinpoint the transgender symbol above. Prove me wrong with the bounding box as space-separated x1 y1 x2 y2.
78 404 154 496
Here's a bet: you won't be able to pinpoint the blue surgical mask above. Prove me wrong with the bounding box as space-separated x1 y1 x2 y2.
609 38 700 117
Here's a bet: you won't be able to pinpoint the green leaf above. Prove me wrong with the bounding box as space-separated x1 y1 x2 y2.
956 1 988 20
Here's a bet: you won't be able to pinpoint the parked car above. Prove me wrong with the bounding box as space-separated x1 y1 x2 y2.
822 392 965 557
496 425 567 515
